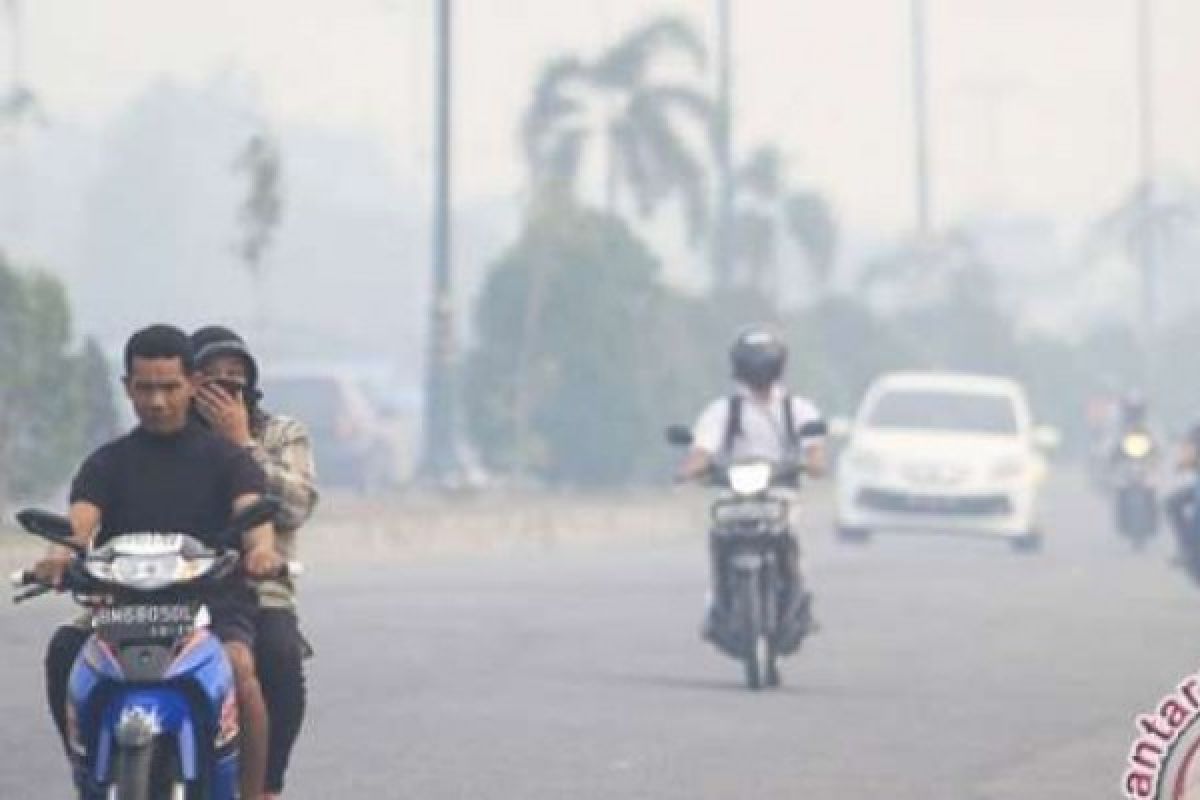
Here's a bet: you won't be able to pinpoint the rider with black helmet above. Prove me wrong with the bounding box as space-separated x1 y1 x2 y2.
676 326 826 642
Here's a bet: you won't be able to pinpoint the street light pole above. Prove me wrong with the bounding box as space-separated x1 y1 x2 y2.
4 0 21 96
417 0 465 484
712 0 734 290
1136 0 1156 344
911 0 932 238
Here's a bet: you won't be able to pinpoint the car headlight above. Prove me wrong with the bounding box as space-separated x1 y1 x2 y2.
845 448 885 476
991 455 1027 481
728 463 772 496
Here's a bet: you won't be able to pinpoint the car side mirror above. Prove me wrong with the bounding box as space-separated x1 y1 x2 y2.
1033 425 1061 451
665 425 693 447
829 416 852 439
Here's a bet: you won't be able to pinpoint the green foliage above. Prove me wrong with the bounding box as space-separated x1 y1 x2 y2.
233 132 284 277
464 205 1125 484
728 145 839 291
78 337 121 449
522 16 712 242
0 253 114 504
464 205 679 485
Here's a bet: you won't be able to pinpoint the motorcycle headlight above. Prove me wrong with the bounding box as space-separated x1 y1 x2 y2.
1122 433 1154 460
178 556 217 582
728 463 772 496
108 555 188 591
84 560 115 583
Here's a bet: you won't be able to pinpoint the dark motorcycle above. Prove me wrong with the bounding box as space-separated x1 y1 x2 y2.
1112 430 1160 548
667 420 825 690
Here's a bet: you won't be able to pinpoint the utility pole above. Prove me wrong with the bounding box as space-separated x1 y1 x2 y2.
5 0 20 93
712 0 734 290
417 0 465 485
911 0 932 238
1136 0 1156 347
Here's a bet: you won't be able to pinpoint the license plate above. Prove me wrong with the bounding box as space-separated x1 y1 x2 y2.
713 498 787 525
94 604 194 636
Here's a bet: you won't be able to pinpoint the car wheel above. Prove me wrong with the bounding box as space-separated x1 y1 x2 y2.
836 525 872 545
1011 529 1043 553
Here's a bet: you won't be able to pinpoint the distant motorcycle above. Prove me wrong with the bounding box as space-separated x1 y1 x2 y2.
12 499 291 800
1111 429 1160 548
667 420 825 690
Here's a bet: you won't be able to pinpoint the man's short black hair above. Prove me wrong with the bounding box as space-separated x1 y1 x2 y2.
123 324 194 375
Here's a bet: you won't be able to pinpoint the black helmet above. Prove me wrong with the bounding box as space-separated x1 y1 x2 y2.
190 325 260 390
730 326 787 389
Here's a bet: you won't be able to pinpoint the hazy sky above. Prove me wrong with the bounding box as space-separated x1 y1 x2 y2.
12 0 1200 237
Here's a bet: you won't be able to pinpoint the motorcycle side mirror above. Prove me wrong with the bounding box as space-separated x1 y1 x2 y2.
14 509 83 554
665 425 693 447
1033 425 1061 451
219 497 280 547
797 419 829 438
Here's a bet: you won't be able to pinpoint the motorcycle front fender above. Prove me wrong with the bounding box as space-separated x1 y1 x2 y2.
94 689 197 785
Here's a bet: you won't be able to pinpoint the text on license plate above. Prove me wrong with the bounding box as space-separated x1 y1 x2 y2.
94 605 193 627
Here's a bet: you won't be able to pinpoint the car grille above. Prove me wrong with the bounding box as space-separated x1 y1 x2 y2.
857 489 1012 516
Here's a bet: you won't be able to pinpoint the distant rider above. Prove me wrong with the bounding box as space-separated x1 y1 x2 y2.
676 326 826 643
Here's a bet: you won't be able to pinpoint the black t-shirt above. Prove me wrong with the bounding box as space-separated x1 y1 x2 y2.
70 420 267 549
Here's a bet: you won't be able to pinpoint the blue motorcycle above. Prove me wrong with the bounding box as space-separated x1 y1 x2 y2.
12 500 279 800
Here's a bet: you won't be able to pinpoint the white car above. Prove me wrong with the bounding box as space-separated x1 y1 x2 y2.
834 372 1057 551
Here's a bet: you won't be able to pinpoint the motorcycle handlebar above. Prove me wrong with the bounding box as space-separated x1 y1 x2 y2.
10 557 304 605
10 570 52 605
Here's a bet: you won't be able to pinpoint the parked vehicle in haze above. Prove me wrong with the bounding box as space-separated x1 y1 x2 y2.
260 366 419 491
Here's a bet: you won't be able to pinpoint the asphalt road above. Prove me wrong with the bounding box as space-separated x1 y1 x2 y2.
3 474 1199 799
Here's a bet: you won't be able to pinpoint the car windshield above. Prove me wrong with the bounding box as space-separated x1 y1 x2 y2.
866 389 1019 435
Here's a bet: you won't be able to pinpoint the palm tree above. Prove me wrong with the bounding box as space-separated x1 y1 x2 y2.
1087 177 1200 327
232 131 284 338
1 0 46 131
728 145 838 294
521 16 713 243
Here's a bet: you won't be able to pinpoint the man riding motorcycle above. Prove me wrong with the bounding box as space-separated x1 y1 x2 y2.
191 325 319 800
1103 391 1162 542
36 324 282 800
676 326 826 643
1107 393 1158 467
1167 422 1200 579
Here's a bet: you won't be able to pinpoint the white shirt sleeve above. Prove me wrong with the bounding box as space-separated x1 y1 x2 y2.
789 395 824 441
691 398 731 456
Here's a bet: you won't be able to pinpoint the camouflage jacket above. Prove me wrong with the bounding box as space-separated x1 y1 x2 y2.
248 409 318 611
